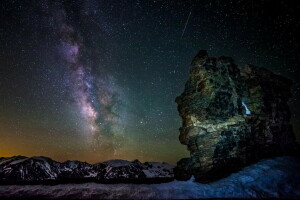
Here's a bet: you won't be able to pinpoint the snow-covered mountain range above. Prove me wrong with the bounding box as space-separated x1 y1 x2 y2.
0 156 174 184
0 157 299 199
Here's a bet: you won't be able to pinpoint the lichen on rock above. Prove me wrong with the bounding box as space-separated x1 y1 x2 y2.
174 50 299 183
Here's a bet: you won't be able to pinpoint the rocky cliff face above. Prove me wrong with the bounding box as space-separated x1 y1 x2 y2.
175 50 298 183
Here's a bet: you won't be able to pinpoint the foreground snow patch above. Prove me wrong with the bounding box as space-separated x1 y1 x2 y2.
0 156 299 199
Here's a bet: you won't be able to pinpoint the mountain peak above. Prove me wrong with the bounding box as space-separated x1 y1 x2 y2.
0 156 174 184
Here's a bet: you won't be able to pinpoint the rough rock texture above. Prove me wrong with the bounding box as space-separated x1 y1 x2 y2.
174 50 299 183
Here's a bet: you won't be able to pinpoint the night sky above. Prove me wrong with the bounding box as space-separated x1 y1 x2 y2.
1 0 299 164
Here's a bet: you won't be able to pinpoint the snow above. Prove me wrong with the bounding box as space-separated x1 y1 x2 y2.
0 156 25 165
5 157 29 165
142 170 156 178
102 159 132 167
0 156 299 199
242 101 251 115
86 171 97 177
143 162 173 178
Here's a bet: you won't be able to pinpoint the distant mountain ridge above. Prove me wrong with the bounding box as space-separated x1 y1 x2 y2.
0 156 174 184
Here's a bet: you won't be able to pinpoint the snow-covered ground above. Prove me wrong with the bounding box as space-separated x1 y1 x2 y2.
0 156 299 199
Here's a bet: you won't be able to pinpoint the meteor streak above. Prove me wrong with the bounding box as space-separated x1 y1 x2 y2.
181 7 192 39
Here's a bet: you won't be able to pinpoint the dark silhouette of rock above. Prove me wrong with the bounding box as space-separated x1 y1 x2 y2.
175 50 299 183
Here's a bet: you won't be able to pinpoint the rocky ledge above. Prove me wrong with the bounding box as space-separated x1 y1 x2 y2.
174 50 299 183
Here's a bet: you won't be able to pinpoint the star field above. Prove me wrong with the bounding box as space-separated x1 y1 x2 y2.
0 0 299 164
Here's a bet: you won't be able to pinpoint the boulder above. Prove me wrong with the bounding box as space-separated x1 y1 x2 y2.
175 50 299 183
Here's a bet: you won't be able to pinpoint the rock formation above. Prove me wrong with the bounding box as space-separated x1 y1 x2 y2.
174 50 299 183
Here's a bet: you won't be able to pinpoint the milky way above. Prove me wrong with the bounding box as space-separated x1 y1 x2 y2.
54 2 127 153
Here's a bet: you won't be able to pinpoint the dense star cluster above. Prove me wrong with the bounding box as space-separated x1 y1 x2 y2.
0 0 299 164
